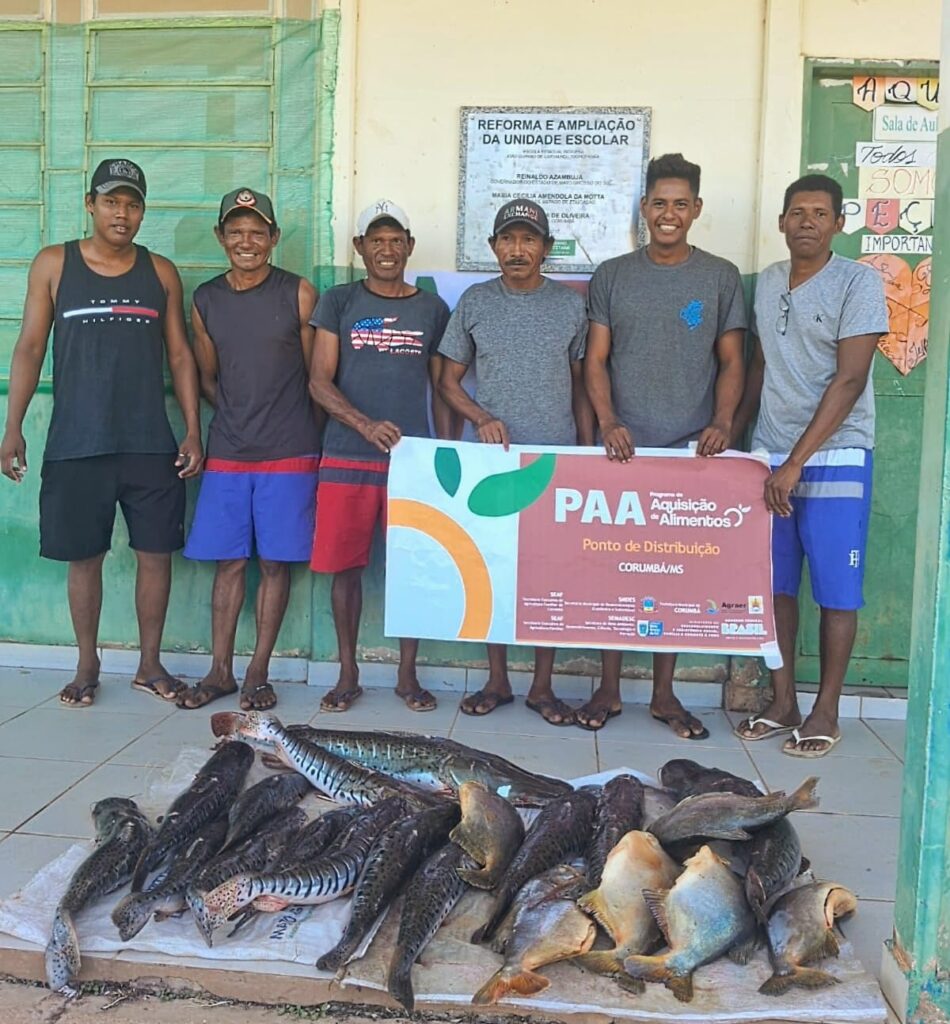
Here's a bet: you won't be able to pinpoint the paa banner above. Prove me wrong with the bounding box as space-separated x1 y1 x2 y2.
385 439 780 664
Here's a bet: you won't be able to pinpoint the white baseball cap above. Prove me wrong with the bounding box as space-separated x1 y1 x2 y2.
356 199 411 236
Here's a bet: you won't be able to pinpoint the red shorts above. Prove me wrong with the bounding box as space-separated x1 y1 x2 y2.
310 457 389 573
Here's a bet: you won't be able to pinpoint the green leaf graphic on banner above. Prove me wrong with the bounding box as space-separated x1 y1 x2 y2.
434 447 462 497
467 454 557 517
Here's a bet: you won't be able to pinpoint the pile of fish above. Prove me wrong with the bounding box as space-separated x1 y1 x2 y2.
43 713 858 1011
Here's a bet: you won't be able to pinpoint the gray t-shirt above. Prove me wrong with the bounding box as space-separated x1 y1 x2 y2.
311 281 450 461
751 254 888 454
438 276 587 445
587 247 747 447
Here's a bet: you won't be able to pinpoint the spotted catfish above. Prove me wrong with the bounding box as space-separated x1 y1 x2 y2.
221 772 312 851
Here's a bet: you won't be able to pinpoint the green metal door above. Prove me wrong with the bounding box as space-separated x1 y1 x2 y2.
798 60 937 687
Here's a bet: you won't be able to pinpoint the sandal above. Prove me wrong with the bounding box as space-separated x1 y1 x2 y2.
319 686 363 713
59 680 99 708
240 681 277 711
525 696 576 726
396 689 437 712
132 675 185 702
783 728 841 758
650 711 710 740
575 703 622 731
459 689 514 716
734 715 798 741
176 678 238 710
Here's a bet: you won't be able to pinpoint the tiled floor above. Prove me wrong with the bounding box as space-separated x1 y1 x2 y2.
0 666 905 998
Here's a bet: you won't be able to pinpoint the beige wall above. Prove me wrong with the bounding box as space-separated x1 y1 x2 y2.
338 0 941 275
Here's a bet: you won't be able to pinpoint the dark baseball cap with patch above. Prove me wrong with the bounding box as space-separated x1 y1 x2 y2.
492 198 550 238
90 158 147 200
218 187 277 229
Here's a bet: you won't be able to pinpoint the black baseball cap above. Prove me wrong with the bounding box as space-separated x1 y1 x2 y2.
90 158 147 200
492 198 550 238
218 187 277 229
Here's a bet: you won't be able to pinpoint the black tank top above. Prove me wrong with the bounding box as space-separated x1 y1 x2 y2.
45 241 175 461
193 266 320 460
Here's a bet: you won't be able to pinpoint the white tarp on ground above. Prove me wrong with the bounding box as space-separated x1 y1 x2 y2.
0 753 886 1022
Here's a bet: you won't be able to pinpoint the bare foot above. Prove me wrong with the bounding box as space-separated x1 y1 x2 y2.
177 667 238 710
782 709 840 754
395 667 437 711
59 672 99 708
650 696 709 739
240 666 277 711
134 660 185 701
734 701 802 740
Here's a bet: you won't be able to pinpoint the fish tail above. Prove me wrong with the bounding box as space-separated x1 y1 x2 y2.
622 953 670 985
472 967 549 1005
45 908 80 992
762 965 840 996
575 949 623 976
456 866 494 889
387 957 415 1012
788 776 820 812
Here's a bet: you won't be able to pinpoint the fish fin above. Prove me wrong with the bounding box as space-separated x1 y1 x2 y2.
820 929 842 959
761 966 839 995
727 934 760 965
712 828 754 841
251 895 290 913
640 888 672 945
622 953 669 984
575 949 623 976
456 866 495 889
615 973 646 996
130 847 153 892
745 869 769 925
666 973 694 1002
799 855 811 874
789 776 820 813
576 889 612 933
387 963 415 1012
472 968 548 1004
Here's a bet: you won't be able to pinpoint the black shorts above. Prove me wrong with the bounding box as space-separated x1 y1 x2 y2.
40 454 185 562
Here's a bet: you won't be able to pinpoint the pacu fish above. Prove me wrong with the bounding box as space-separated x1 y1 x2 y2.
760 881 857 995
46 798 153 993
449 781 524 889
473 865 595 1004
576 830 681 983
648 777 819 845
473 787 598 944
131 741 254 891
586 774 644 888
317 801 460 974
623 844 756 1003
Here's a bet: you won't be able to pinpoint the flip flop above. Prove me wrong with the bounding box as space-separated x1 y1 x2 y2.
526 696 576 726
575 705 622 732
176 679 238 710
132 675 185 702
734 715 798 741
240 682 277 711
396 689 437 712
459 689 514 716
650 711 710 740
782 728 841 758
59 681 98 708
320 686 363 713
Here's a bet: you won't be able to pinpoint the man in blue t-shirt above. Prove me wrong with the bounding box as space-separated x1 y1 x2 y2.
309 200 452 714
733 174 888 757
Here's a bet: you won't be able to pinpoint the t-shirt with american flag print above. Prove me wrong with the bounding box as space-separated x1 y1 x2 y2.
311 280 450 461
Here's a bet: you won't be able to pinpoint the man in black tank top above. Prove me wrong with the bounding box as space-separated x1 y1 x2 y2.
176 188 320 713
0 159 203 708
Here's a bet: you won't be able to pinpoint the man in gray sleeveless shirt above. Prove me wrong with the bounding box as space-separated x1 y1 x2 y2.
0 159 202 707
177 188 320 712
581 153 747 737
733 174 887 757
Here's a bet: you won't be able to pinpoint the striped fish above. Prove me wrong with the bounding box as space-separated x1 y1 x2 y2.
210 711 437 808
197 797 410 944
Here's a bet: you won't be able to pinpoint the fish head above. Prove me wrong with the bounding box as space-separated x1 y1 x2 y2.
110 893 153 942
683 843 729 873
195 875 253 945
211 710 283 744
657 759 703 792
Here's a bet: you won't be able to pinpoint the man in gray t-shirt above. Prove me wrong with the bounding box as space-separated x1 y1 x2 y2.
580 153 747 737
439 198 593 726
733 174 887 758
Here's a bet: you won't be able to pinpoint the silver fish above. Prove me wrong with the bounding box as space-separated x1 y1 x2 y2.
211 712 434 808
131 741 254 890
46 798 153 994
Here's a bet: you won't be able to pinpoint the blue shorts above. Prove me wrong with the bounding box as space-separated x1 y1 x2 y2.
771 449 873 611
184 456 319 563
